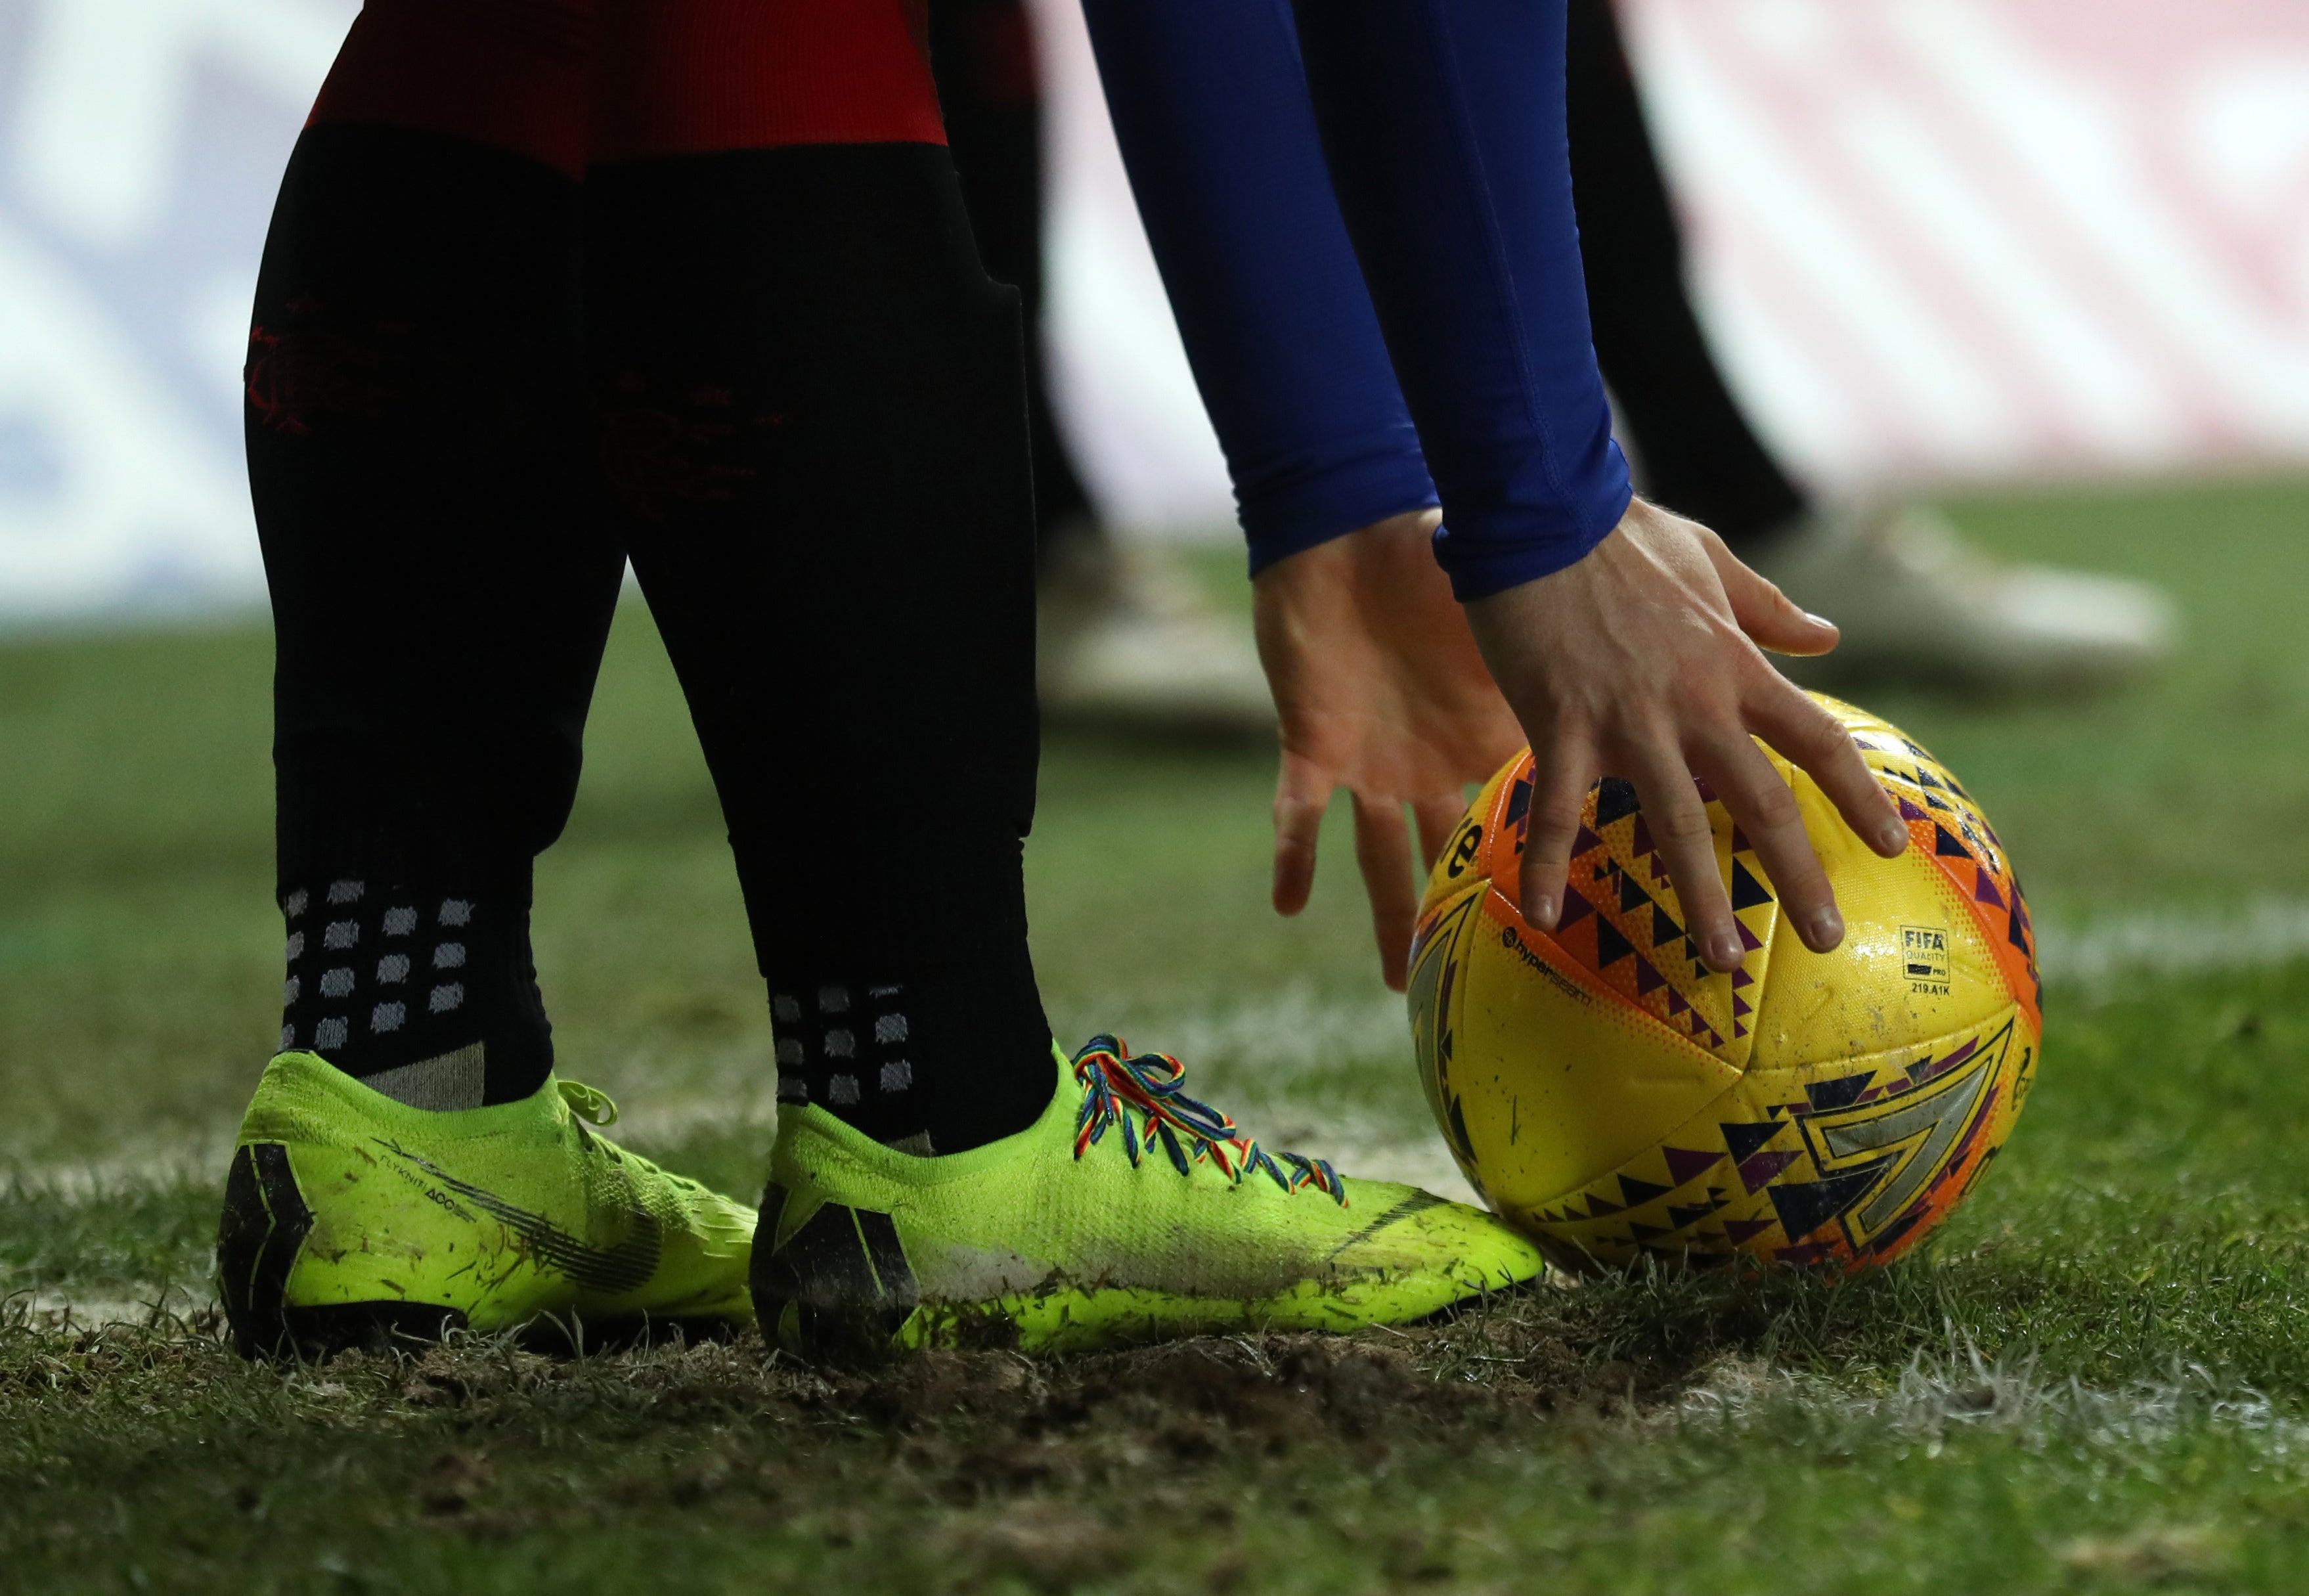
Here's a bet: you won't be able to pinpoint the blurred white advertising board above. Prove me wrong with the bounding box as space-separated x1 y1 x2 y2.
0 0 355 621
0 0 2302 623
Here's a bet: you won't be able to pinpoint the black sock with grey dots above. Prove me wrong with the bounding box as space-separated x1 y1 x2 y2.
770 956 1052 1157
276 874 554 1109
773 983 919 1146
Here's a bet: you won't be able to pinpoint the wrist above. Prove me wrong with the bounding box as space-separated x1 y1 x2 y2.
1242 488 1441 579
1434 481 1633 604
1254 506 1442 592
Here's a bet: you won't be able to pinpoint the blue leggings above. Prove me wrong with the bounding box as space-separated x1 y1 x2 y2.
1080 0 1631 600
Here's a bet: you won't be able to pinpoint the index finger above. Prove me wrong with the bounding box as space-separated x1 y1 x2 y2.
1748 684 1908 860
1694 728 1842 955
1624 738 1746 973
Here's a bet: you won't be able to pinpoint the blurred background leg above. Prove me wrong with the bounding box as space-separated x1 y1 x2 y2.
928 0 1097 569
1566 0 1805 554
935 0 1279 734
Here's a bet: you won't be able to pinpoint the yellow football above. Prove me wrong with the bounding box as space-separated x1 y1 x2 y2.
1407 694 2040 1271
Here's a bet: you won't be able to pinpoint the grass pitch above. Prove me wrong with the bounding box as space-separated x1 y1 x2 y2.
5 479 2309 1592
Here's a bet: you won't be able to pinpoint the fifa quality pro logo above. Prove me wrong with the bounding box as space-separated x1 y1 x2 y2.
1901 925 1951 995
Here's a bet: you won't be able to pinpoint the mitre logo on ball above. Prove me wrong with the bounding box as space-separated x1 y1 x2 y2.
1407 694 2040 1272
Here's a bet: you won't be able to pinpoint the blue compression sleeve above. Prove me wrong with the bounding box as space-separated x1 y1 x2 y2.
1292 0 1632 599
1079 0 1437 573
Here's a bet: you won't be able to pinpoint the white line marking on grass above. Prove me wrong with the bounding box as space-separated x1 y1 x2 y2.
1 1136 232 1197
1084 985 1411 1076
2035 898 2309 990
1677 1344 2309 1453
20 896 2309 1230
600 1086 780 1146
10 1293 188 1332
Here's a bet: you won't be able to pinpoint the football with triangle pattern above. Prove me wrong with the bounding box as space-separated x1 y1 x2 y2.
1407 694 2040 1272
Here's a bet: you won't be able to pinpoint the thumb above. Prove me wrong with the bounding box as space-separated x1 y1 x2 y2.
1704 536 1839 658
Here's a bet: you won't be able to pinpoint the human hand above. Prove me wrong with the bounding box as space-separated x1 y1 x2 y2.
1254 510 1527 991
1461 497 1910 974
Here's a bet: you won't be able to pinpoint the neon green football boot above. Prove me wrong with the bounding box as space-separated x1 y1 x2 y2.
752 1035 1544 1355
217 1051 756 1357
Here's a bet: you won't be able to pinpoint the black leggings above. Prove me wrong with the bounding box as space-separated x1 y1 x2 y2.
251 127 1052 1135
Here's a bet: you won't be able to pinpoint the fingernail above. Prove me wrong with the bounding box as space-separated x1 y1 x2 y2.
1806 905 1843 948
1527 894 1556 929
1878 818 1910 854
1709 931 1744 969
1804 611 1836 629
